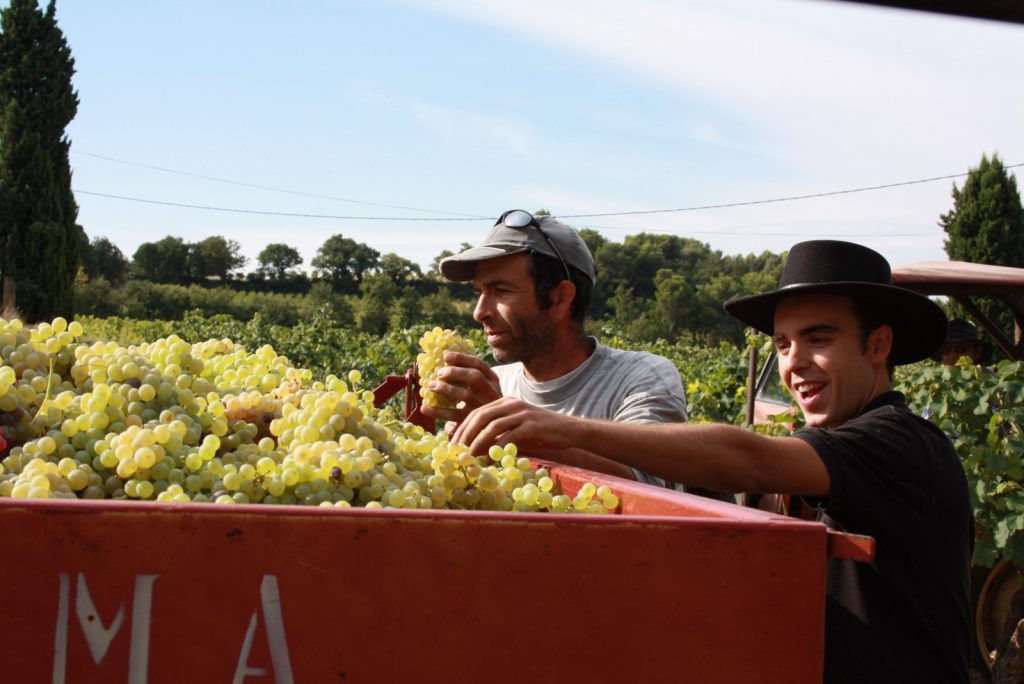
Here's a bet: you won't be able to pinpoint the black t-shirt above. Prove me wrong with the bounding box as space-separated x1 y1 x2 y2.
794 391 973 683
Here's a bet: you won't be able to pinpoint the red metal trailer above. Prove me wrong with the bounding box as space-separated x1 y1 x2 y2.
1 464 871 684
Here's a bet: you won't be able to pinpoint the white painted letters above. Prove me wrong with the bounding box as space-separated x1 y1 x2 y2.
232 575 295 684
52 573 158 684
52 572 293 683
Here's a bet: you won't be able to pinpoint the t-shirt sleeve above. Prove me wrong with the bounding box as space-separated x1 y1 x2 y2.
608 354 687 488
611 354 689 425
793 409 931 540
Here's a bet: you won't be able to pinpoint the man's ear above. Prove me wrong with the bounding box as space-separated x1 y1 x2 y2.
868 324 893 363
549 280 577 319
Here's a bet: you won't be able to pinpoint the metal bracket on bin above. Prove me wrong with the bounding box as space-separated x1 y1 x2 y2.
371 363 437 433
827 530 875 563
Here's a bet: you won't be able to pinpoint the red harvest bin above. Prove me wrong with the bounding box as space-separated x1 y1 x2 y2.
0 463 872 684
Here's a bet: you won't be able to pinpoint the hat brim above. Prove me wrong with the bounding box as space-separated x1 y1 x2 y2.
439 245 529 282
723 282 947 365
931 332 994 364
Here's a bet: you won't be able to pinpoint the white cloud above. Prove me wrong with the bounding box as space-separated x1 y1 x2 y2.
410 0 1024 176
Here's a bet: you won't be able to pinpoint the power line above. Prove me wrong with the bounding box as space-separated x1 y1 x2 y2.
70 189 941 238
73 190 482 220
555 163 1024 219
580 222 935 237
73 161 1022 227
73 150 490 219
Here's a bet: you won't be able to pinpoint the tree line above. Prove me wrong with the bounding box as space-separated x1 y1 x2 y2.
74 226 788 346
80 233 426 293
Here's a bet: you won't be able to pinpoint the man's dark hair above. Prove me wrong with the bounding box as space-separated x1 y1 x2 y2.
528 251 593 326
851 298 895 376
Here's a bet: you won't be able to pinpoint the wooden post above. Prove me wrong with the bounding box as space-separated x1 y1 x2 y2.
1 276 14 315
745 345 757 426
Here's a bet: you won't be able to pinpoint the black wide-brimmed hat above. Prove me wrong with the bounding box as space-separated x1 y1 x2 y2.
932 318 993 364
723 240 947 365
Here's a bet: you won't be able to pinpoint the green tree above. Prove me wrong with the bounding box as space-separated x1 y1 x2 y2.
419 288 473 330
71 275 118 317
693 250 785 346
257 243 303 281
428 242 472 279
606 283 659 340
942 154 1024 267
654 268 697 341
188 236 246 280
387 289 420 331
941 154 1024 342
80 235 128 286
307 281 353 322
379 252 422 285
0 0 79 321
131 236 189 284
311 234 380 294
356 274 398 335
592 233 721 322
578 228 607 260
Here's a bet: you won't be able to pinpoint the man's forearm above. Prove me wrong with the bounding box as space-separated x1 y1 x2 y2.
528 446 639 481
558 419 826 496
454 398 829 496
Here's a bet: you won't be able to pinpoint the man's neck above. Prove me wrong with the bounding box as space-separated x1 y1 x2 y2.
522 335 595 383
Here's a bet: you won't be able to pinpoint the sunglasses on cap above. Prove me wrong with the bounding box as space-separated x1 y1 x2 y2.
496 209 572 282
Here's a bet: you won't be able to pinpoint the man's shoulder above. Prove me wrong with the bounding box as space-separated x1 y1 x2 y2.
597 343 678 370
844 392 946 438
802 393 953 458
591 344 685 399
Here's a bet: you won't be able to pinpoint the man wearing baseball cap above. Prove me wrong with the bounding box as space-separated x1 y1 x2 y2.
453 240 973 682
424 209 693 488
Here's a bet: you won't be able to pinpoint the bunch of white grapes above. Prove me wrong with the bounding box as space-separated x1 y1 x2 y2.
416 327 476 409
0 317 618 514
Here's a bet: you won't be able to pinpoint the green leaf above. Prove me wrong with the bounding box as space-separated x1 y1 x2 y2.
973 537 998 568
994 519 1012 547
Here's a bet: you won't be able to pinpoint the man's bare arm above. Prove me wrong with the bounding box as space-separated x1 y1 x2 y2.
453 398 829 496
527 446 639 481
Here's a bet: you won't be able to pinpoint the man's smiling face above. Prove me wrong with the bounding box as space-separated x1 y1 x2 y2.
772 293 889 428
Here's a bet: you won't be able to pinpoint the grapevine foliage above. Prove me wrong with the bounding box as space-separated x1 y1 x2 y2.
897 359 1024 567
603 335 750 424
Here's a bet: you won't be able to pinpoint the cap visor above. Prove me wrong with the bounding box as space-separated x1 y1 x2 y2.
440 246 526 281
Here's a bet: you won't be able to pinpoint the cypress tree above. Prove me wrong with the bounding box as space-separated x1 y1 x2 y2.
0 0 80 322
941 153 1024 267
940 153 1024 350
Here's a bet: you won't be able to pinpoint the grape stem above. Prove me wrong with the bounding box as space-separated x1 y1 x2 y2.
32 358 58 421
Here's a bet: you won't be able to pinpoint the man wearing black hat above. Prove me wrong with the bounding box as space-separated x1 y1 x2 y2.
453 240 973 683
936 318 992 366
424 209 690 487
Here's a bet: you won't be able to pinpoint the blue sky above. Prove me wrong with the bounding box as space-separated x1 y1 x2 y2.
46 0 1024 273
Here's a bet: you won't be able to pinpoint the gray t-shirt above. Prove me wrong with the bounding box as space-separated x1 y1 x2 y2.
493 339 687 486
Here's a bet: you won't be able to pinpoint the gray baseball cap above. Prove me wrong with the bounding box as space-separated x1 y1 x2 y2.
440 210 597 284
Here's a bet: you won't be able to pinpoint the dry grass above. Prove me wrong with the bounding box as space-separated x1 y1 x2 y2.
1 302 23 322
